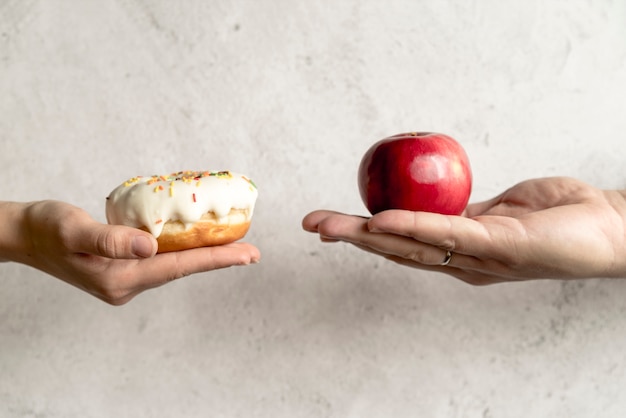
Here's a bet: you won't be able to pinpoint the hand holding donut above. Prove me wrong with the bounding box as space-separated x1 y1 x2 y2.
303 177 626 284
0 200 260 305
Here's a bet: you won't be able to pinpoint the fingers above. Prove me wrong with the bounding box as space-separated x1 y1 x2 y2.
80 223 158 259
91 242 261 305
302 210 368 233
301 210 327 232
351 239 454 268
303 209 522 273
131 242 261 286
304 209 474 253
366 210 537 277
168 242 260 275
367 210 493 256
309 211 455 266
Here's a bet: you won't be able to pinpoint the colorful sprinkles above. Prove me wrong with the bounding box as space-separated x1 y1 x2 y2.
108 170 258 234
242 175 257 190
122 171 258 196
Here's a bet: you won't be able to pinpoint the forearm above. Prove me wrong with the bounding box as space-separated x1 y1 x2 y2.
0 201 33 264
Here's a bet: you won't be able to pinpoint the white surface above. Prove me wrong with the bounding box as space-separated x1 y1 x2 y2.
2 1 626 417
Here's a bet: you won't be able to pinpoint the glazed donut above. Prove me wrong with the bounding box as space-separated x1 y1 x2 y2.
106 170 258 253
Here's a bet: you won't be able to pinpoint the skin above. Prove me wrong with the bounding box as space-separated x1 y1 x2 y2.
303 177 626 285
0 200 260 305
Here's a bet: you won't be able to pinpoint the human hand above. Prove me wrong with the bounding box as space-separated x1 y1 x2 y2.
1 200 260 305
302 177 626 285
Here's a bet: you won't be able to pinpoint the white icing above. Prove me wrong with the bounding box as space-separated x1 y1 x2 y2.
106 171 258 237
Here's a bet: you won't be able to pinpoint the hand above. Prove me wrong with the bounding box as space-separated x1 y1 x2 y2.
303 177 626 285
2 200 260 305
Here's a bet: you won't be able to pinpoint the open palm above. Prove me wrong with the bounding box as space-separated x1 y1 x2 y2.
303 177 626 284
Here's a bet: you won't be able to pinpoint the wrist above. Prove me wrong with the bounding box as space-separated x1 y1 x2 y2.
0 201 34 264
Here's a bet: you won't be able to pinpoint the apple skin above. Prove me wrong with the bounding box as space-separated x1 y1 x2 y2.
358 132 472 215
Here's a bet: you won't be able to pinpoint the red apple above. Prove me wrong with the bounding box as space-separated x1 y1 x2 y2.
358 132 472 215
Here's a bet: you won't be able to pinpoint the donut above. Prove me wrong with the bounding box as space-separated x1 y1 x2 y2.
106 170 258 253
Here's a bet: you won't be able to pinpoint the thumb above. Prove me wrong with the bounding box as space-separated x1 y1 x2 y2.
85 224 158 259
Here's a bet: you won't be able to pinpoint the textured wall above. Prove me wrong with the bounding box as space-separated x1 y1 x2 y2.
1 1 626 417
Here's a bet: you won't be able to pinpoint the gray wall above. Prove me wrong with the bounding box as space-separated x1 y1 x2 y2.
2 1 626 417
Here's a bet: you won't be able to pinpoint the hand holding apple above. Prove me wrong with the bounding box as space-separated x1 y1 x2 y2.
304 132 626 283
303 177 626 283
358 132 472 215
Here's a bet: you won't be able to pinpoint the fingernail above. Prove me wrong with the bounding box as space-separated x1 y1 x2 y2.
132 235 155 258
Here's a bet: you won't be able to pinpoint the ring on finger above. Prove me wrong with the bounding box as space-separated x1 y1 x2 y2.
440 250 453 266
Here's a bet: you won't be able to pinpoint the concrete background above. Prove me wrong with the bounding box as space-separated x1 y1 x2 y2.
1 0 626 417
